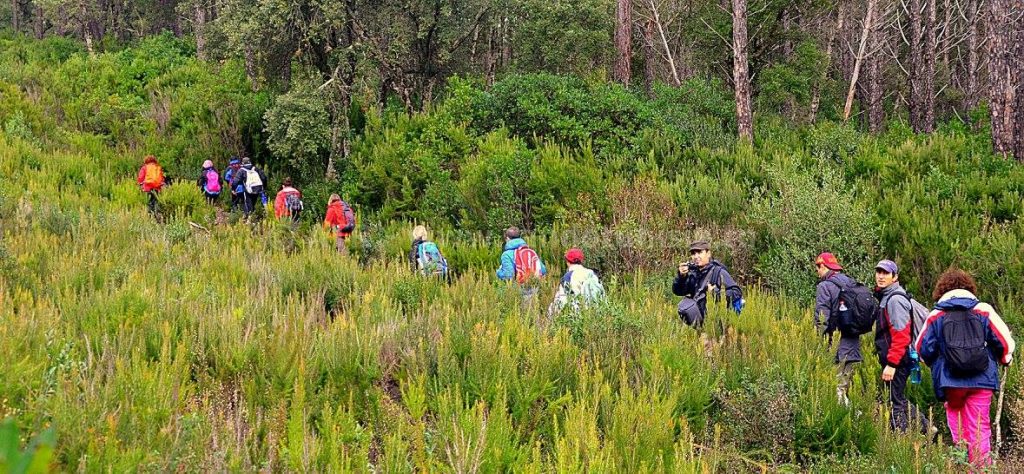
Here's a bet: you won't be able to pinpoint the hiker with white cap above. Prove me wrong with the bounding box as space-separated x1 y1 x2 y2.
196 159 222 204
673 241 743 328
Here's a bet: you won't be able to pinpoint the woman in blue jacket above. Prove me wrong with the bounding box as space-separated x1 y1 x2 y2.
915 269 1015 467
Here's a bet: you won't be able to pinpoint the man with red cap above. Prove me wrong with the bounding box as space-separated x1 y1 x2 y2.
547 247 605 317
814 252 862 406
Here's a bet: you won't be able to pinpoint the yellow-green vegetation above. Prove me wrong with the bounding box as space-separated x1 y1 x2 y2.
0 133 986 471
1 34 1022 472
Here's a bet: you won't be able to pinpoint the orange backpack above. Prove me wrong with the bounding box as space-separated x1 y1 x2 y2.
143 164 165 188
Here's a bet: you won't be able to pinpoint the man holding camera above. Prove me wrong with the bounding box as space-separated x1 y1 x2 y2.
673 241 743 328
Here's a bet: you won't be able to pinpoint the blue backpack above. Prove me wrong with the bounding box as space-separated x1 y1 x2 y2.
416 241 448 276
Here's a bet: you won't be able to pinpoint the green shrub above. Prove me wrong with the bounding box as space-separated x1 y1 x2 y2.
750 166 879 299
159 181 214 224
264 79 331 181
458 131 534 235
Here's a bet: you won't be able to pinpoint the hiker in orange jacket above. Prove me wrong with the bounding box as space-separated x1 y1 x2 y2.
137 155 165 214
273 177 303 222
323 194 354 253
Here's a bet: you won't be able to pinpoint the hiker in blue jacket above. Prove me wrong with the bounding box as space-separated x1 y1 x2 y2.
223 158 243 211
496 226 547 282
673 241 742 328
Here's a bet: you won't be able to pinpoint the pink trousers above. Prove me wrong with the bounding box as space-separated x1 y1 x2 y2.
944 387 994 467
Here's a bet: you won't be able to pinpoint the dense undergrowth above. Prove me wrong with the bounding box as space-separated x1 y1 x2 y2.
0 33 1022 472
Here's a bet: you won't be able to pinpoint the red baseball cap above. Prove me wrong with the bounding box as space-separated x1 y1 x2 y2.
815 252 843 270
565 248 585 264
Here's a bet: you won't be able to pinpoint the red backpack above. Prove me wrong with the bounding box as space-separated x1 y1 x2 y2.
514 246 543 284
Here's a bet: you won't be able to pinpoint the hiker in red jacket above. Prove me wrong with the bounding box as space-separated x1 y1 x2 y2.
323 194 354 254
273 178 303 223
874 259 933 436
137 155 165 214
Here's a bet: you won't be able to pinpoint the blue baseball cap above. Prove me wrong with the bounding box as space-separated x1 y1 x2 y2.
875 259 898 275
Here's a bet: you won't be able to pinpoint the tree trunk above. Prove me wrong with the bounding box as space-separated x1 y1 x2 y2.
922 0 936 131
843 0 877 122
987 0 1015 155
12 0 19 32
33 4 43 39
909 0 937 133
963 0 980 112
79 0 95 56
649 0 681 86
864 6 887 132
732 0 753 142
243 43 258 91
810 3 846 123
642 19 657 96
1015 16 1024 161
941 0 951 67
613 0 632 85
194 2 207 61
485 24 496 86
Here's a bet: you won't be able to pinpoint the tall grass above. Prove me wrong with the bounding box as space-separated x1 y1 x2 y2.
0 131 964 471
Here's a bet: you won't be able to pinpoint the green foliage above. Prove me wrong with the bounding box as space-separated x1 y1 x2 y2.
756 41 827 117
0 419 56 474
750 165 879 299
1 33 1023 473
159 181 215 224
507 0 612 75
807 121 864 164
458 131 534 234
264 79 331 181
0 33 268 176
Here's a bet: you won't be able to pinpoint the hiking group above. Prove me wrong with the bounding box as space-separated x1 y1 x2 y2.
137 156 356 252
139 155 1014 468
814 253 1014 467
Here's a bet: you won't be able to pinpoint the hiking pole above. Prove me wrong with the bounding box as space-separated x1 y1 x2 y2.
995 365 1009 462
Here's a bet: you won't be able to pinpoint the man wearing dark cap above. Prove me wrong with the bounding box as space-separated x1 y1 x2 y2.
814 252 862 406
874 259 931 434
673 241 743 328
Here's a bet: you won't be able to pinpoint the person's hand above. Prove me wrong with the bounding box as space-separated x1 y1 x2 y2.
678 263 689 276
708 283 717 293
881 365 896 381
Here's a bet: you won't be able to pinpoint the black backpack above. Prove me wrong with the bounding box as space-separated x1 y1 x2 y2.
831 278 878 336
941 308 990 376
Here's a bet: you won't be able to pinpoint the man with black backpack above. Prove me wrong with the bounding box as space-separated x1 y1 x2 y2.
873 259 932 434
813 252 864 406
673 241 743 329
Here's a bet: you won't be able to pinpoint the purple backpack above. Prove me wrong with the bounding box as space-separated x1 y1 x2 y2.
204 169 221 194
